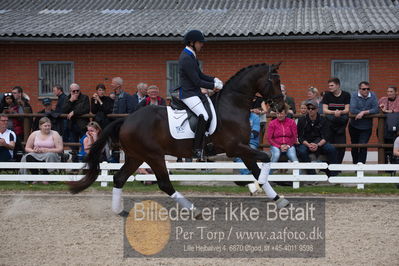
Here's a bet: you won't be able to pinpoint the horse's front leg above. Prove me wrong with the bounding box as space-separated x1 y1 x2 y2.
228 144 289 208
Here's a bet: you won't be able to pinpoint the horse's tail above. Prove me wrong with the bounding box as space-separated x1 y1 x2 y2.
69 118 125 194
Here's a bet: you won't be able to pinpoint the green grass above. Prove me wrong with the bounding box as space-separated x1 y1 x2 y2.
0 181 398 195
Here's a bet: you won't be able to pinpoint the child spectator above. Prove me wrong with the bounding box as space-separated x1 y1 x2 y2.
78 121 112 162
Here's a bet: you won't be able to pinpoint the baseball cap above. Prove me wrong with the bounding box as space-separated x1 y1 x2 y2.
42 98 51 106
305 99 318 107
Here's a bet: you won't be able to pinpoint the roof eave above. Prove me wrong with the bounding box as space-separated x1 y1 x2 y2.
0 33 398 42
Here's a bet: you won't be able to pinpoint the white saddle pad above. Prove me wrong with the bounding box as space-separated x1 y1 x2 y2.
166 96 217 139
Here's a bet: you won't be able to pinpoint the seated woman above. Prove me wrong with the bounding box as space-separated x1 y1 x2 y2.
267 104 299 172
20 117 63 183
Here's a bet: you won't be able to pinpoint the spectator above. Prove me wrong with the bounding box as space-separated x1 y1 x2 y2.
297 100 338 176
11 86 32 141
132 82 148 107
111 77 135 114
91 83 114 129
379 86 399 162
0 115 16 162
393 131 399 163
296 101 308 124
280 84 296 116
52 84 68 139
349 81 379 164
307 86 323 113
0 92 20 131
62 83 90 162
250 93 268 139
32 98 57 131
322 77 351 164
235 111 261 171
20 117 63 184
78 121 112 162
379 86 399 113
109 92 116 101
267 104 298 169
137 85 166 109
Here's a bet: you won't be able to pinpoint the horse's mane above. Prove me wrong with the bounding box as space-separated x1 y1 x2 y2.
211 63 271 103
223 63 269 89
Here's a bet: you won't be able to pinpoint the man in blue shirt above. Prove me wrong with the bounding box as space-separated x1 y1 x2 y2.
349 81 379 164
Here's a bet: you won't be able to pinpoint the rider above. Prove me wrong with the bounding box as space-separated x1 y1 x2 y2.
178 29 223 159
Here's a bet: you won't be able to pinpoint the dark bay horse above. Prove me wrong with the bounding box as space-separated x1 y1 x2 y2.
69 63 288 216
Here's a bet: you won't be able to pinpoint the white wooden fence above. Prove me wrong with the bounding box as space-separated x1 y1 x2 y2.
0 161 397 189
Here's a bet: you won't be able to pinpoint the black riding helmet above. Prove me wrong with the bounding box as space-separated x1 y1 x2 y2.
184 30 206 45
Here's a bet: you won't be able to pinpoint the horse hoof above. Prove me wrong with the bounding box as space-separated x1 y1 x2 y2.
118 210 129 217
276 197 289 209
193 209 203 220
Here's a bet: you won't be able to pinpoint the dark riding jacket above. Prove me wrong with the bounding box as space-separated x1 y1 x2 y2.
178 48 214 99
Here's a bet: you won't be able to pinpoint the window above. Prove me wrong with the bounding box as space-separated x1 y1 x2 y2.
39 61 74 96
166 60 202 98
331 60 368 93
166 61 179 98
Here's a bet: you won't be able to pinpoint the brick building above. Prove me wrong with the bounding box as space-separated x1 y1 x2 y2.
0 0 398 115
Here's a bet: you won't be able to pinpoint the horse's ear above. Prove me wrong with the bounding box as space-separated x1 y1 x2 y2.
273 61 283 70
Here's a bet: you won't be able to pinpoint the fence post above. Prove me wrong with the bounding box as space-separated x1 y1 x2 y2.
292 168 300 189
100 162 108 187
377 115 385 165
357 163 365 189
23 107 32 142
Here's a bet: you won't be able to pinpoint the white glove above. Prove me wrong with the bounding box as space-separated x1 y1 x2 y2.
214 77 223 90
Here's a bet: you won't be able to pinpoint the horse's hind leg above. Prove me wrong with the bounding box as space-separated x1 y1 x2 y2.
146 158 201 218
112 157 142 215
238 149 289 209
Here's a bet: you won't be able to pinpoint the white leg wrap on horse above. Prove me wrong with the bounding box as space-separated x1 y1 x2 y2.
258 162 271 184
171 191 194 210
258 163 277 199
112 187 123 214
262 183 277 200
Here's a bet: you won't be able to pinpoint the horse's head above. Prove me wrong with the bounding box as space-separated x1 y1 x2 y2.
257 62 284 112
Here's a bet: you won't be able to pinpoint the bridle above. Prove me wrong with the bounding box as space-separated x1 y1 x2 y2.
263 65 284 108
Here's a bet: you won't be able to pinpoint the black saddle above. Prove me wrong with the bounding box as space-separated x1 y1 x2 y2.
170 95 213 133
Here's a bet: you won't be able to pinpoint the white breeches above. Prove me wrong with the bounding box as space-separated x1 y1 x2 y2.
181 96 209 121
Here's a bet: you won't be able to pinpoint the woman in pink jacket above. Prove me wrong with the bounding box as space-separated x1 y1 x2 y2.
267 104 299 169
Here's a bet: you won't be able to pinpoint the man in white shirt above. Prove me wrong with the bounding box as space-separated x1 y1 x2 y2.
0 115 16 161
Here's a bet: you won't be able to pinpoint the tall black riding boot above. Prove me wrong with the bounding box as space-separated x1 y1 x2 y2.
193 115 207 160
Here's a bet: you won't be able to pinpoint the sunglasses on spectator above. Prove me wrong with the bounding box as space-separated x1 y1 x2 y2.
4 93 12 97
360 87 370 91
307 107 317 110
71 90 80 93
